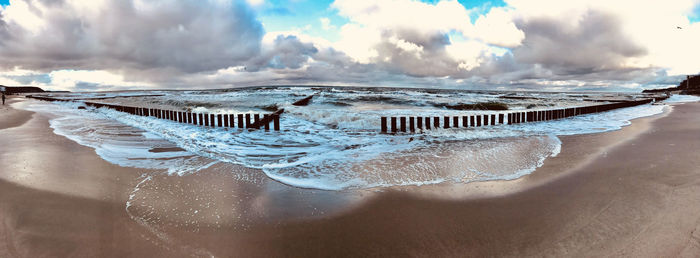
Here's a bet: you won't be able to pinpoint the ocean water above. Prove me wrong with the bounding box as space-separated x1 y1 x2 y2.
23 87 677 190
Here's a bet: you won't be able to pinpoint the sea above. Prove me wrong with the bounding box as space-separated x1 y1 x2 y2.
21 86 699 191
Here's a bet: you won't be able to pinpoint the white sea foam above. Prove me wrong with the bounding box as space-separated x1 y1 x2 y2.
21 88 668 190
663 94 700 103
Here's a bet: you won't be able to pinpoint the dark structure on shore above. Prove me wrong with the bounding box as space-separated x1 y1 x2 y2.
0 85 46 95
643 74 700 94
381 97 665 134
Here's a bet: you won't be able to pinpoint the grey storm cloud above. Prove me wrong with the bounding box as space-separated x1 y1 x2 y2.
512 10 648 76
0 0 264 73
246 35 318 71
370 30 466 78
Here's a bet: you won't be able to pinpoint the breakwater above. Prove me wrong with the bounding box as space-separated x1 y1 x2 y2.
381 98 659 133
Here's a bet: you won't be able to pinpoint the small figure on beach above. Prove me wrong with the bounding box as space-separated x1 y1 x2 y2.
2 92 5 105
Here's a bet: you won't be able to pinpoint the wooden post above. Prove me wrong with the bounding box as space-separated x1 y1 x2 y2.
499 113 504 124
476 115 482 126
253 114 260 129
401 117 407 132
443 116 450 129
391 117 398 133
425 117 431 130
470 116 476 127
433 117 439 129
210 114 216 127
227 114 233 127
273 115 280 131
204 113 210 126
453 116 459 128
409 117 415 132
462 116 468 127
417 116 423 130
491 114 496 126
264 115 270 131
245 114 251 128
218 114 223 128
238 114 244 128
381 117 387 133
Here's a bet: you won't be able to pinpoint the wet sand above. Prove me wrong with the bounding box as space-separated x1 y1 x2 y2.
2 97 700 257
0 96 33 130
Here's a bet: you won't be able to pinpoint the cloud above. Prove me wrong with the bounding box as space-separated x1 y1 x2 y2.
320 17 336 31
0 0 263 74
1 0 699 91
512 9 647 75
330 0 520 79
246 34 319 71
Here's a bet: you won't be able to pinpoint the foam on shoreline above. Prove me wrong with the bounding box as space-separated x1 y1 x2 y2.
19 90 678 190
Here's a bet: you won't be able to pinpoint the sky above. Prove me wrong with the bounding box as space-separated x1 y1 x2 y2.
0 0 699 92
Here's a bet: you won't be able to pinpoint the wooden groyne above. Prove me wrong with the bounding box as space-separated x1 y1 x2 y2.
381 98 659 133
26 95 282 131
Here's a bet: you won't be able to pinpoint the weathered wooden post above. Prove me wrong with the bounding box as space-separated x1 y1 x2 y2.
238 114 244 128
381 117 388 133
245 114 251 128
253 114 260 129
273 115 280 131
476 115 482 126
471 116 476 127
433 117 439 129
453 116 459 128
218 114 223 127
400 117 407 132
210 114 216 127
443 116 450 129
410 117 416 132
224 114 229 127
462 116 468 127
491 114 496 125
391 117 398 133
417 116 423 130
425 117 431 130
263 115 270 131
499 113 504 124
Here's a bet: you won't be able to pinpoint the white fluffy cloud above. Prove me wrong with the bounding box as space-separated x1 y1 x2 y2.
330 0 522 77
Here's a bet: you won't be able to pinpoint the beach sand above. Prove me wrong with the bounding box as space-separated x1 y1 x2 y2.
1 96 700 257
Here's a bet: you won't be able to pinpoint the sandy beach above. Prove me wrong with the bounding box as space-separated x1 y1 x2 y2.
2 96 700 257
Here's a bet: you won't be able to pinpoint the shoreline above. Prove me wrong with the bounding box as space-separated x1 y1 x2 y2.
1 97 699 256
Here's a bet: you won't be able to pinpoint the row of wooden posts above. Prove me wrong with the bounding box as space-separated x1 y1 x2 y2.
380 99 655 133
27 95 282 130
